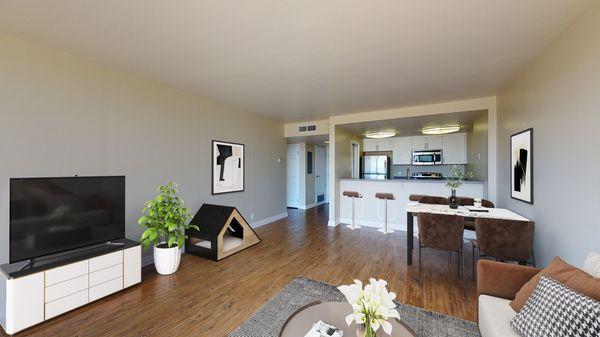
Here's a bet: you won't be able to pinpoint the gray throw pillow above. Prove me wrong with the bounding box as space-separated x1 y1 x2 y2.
510 275 600 337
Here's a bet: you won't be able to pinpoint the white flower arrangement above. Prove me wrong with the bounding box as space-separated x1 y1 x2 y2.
337 278 400 336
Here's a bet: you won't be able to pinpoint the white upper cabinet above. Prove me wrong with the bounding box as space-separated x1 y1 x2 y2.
363 138 391 152
411 136 428 150
391 137 412 164
376 139 391 151
411 136 442 150
442 133 467 164
426 136 443 150
362 138 378 152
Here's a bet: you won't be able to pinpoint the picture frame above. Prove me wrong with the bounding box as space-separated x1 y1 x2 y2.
510 128 533 204
212 140 245 195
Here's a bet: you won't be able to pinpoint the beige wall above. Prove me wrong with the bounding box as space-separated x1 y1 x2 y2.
467 112 489 187
497 3 600 267
332 127 362 223
0 32 287 264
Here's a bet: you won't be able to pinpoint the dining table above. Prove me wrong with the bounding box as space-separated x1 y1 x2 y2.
405 203 531 265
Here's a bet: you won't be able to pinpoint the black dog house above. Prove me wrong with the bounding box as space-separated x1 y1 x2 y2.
185 204 261 261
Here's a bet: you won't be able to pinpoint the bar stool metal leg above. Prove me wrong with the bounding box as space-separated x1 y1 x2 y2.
377 198 394 234
346 196 361 230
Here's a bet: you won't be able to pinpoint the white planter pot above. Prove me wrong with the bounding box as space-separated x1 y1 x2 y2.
153 245 182 275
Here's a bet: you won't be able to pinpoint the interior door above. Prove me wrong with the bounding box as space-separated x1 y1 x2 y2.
286 144 300 208
315 145 327 203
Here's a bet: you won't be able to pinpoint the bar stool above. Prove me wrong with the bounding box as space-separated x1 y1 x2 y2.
343 191 362 230
375 192 395 234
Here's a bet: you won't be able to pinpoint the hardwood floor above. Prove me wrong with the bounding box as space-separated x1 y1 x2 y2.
6 204 478 337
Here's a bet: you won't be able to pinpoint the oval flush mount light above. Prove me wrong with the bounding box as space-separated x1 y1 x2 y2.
365 130 396 139
421 126 461 135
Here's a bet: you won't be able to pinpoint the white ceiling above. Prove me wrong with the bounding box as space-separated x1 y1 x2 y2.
339 110 486 138
0 1 592 122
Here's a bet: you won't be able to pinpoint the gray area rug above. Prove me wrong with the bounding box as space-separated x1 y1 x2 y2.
229 277 480 337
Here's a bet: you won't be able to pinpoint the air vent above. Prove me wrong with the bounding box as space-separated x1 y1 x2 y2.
298 124 317 133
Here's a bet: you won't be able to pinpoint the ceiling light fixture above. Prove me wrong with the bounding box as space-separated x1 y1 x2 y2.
421 126 461 135
324 140 330 144
364 131 396 139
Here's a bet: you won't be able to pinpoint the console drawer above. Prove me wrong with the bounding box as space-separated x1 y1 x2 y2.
89 264 123 287
89 251 122 272
89 278 123 302
45 289 88 320
45 261 88 286
45 274 88 303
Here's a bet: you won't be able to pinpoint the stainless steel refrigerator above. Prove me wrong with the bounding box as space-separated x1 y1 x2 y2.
360 155 390 180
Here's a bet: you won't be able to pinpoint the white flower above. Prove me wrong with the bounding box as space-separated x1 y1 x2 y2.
337 278 400 336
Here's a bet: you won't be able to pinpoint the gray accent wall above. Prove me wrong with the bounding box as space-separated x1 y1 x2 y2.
0 32 286 264
497 3 600 267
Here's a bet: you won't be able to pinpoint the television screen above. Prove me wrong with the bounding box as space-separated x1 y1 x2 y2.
10 176 125 263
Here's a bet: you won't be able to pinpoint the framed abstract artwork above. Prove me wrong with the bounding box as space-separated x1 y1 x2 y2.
212 140 245 195
510 128 533 204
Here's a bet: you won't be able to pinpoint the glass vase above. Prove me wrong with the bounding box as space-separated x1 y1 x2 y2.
448 189 459 209
356 323 378 337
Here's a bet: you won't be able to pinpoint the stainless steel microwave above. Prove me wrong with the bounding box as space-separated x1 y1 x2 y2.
412 150 442 165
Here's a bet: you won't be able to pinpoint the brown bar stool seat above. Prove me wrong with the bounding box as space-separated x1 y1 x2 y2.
375 192 395 234
343 190 362 230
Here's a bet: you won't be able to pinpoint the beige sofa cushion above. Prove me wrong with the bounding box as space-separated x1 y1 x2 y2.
478 295 519 337
583 252 600 278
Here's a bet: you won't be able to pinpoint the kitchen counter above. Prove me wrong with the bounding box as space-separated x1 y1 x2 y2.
338 178 485 237
340 178 486 184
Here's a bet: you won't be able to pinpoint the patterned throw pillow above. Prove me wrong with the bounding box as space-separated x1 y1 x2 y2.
510 276 600 337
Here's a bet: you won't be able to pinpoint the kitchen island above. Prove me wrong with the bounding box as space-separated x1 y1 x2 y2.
339 178 486 236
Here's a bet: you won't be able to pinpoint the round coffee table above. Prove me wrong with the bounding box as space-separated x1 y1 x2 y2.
279 302 417 337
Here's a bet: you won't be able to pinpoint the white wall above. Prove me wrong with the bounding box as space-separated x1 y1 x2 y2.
497 3 600 267
0 32 287 264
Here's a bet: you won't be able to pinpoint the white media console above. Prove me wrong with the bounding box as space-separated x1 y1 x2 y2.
0 242 141 334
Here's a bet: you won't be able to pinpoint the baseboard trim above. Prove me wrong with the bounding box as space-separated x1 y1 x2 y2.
250 212 288 228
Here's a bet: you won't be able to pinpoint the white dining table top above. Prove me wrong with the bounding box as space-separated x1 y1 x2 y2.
405 202 531 222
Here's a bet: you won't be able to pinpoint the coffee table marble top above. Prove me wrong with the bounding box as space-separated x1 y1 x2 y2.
279 302 417 337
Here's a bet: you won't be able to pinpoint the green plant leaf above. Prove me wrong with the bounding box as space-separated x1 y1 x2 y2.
167 236 177 248
138 216 148 226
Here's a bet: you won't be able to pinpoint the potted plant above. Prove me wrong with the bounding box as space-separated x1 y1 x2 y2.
445 165 474 209
138 182 198 275
338 278 400 337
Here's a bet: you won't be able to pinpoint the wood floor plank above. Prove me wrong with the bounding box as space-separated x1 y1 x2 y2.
3 205 477 337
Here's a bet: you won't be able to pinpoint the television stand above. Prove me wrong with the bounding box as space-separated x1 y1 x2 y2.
0 238 141 334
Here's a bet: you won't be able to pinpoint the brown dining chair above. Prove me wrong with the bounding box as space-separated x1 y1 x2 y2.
472 218 535 278
409 194 428 202
418 196 449 205
417 213 466 294
481 199 495 208
457 197 474 206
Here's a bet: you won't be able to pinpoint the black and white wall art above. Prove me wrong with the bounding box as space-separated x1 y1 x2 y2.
212 140 244 194
511 128 533 204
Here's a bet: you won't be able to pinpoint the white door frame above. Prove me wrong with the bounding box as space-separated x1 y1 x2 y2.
351 141 360 179
314 145 328 205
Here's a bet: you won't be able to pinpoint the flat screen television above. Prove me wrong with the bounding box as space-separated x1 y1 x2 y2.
10 176 125 263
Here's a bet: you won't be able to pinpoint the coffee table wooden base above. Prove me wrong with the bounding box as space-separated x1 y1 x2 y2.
279 302 417 337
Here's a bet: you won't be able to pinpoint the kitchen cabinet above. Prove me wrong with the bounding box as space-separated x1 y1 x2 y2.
411 136 442 150
363 139 378 152
363 138 391 152
391 137 412 164
442 133 467 164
